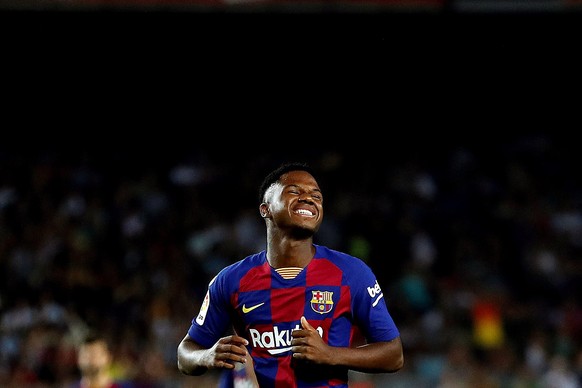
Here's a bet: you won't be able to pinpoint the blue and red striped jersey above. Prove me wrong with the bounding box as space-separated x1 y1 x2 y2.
188 244 400 388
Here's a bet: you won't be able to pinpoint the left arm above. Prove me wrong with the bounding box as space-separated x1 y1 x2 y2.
291 316 404 373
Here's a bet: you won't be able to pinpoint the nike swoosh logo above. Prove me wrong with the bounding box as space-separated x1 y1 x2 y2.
268 347 291 355
242 302 265 314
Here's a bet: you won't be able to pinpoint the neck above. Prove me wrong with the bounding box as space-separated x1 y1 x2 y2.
266 234 315 269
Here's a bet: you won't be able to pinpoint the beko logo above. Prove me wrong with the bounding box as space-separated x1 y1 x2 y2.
367 280 384 307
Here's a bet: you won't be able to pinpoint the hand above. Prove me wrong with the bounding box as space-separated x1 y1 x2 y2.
205 335 249 369
291 316 332 364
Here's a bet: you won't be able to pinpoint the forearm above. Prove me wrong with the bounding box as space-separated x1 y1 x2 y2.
330 338 404 373
177 339 210 376
177 334 250 376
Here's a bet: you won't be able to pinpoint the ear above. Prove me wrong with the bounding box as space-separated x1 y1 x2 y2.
259 203 269 218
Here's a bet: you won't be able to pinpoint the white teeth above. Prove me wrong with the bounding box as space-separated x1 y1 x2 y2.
295 209 314 216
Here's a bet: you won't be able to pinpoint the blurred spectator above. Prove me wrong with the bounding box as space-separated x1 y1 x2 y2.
541 354 579 388
69 332 125 388
217 354 258 388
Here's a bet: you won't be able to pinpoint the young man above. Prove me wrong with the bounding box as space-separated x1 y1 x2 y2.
177 162 403 387
72 333 123 388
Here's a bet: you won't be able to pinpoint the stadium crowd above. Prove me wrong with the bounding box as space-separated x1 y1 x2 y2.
1 136 581 387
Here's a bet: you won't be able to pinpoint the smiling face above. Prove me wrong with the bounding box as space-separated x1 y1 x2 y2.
260 170 323 238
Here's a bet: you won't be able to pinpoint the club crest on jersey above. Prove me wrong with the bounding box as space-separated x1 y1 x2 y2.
310 290 334 314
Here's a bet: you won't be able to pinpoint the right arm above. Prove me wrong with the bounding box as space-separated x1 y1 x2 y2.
177 333 249 376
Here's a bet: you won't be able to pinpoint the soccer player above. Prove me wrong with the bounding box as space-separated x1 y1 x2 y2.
177 162 404 387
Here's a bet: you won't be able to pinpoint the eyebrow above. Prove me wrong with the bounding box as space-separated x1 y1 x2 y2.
286 184 322 193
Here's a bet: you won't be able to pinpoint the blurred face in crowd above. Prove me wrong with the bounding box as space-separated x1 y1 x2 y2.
77 339 112 377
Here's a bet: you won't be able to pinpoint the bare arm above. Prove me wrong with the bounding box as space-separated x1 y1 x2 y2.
291 316 404 373
177 334 249 376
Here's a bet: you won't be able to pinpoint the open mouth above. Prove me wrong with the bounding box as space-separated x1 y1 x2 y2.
294 209 314 217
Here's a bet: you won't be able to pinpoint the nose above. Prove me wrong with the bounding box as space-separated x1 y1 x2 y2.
298 193 313 203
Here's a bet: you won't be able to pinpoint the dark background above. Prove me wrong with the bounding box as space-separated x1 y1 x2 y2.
2 4 580 135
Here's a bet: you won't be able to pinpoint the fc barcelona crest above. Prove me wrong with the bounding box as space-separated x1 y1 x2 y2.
310 290 334 314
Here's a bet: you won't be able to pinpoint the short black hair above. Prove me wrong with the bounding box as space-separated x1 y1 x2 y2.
81 331 106 346
259 162 315 203
77 330 111 351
